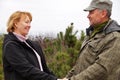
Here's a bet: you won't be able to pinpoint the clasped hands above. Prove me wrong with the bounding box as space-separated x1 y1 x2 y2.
58 78 68 80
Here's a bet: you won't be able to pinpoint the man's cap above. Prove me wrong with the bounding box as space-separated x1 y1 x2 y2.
84 0 113 12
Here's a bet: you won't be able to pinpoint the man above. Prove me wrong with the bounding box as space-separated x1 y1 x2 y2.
61 0 120 80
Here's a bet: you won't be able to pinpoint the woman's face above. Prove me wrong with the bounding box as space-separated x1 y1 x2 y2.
14 15 31 37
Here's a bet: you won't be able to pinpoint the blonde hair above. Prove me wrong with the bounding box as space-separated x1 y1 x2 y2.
7 11 32 32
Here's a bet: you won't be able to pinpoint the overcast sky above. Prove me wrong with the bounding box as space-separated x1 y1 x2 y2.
0 0 120 36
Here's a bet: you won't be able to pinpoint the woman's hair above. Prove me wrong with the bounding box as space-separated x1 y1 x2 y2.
7 11 32 32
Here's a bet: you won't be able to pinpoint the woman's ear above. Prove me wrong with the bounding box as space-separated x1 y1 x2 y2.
14 22 17 27
13 22 18 30
14 21 19 28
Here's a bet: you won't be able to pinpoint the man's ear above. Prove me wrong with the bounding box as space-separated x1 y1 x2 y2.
101 9 108 17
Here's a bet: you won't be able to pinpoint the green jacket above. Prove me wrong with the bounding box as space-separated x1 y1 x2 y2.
66 20 120 80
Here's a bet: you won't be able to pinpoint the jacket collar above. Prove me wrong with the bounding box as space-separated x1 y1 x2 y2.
104 19 120 34
86 19 120 36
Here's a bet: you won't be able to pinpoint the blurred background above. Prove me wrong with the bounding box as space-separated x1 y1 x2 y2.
0 0 120 80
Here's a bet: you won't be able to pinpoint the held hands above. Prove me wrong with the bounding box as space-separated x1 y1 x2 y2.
58 78 68 80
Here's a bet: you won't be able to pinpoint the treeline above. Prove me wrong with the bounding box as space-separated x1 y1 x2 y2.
0 23 85 79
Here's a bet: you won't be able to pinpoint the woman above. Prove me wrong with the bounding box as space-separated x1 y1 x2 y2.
2 11 57 80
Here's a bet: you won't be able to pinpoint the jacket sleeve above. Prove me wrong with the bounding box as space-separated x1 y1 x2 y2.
31 40 56 76
69 32 120 80
3 41 57 80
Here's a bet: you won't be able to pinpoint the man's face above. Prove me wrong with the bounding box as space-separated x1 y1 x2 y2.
87 9 104 26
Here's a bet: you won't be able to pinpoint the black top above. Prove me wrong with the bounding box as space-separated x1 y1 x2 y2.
2 32 57 80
